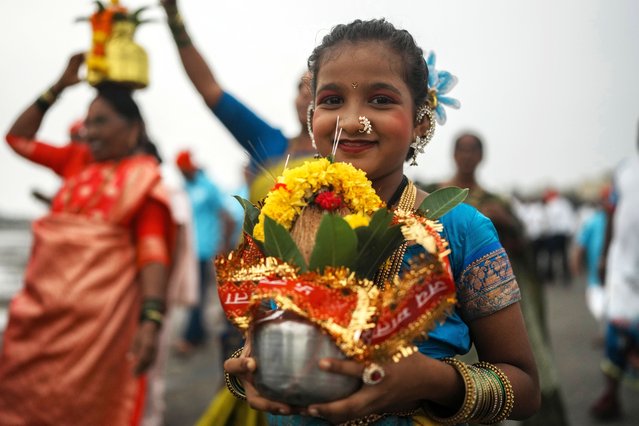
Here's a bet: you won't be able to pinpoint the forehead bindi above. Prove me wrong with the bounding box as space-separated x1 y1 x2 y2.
317 42 407 90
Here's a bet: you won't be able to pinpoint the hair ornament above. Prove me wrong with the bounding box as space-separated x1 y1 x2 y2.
425 51 460 125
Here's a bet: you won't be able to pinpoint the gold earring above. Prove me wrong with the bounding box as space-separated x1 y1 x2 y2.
306 102 317 150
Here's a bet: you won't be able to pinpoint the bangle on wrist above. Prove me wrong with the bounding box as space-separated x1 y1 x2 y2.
140 308 164 327
142 297 166 313
167 11 183 27
224 348 247 400
169 23 192 48
34 86 60 112
422 358 515 425
140 298 166 327
167 12 193 47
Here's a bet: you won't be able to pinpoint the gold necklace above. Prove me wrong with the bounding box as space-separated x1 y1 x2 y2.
373 180 416 288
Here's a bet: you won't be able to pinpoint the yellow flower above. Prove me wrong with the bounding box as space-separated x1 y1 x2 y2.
343 213 371 229
252 159 383 241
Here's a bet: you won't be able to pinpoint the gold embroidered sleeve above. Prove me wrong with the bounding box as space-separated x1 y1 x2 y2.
456 247 521 321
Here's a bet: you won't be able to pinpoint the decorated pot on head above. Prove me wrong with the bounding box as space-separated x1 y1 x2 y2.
81 0 150 89
217 157 465 405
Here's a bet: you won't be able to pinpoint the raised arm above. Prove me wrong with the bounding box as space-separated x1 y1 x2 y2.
161 0 223 108
7 53 84 139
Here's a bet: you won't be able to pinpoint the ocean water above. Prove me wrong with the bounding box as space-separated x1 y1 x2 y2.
0 225 32 334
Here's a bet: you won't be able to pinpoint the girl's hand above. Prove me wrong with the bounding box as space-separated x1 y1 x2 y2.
130 321 160 375
304 355 423 424
52 53 85 93
223 354 298 416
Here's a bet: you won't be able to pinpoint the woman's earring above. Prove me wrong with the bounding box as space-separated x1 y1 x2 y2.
410 106 435 166
358 116 373 134
306 102 317 151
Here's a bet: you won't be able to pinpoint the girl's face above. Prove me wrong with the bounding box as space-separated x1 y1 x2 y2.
312 42 428 197
85 97 139 162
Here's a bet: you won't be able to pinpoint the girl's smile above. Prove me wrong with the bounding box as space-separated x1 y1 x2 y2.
337 138 376 154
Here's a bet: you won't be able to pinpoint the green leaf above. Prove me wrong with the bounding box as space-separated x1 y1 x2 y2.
353 209 405 279
233 196 260 237
418 186 469 219
308 214 358 272
263 216 307 272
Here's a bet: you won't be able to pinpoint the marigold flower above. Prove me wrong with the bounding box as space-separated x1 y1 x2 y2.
343 213 371 229
252 158 383 241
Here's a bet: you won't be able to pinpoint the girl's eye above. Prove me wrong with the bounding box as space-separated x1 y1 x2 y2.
370 95 395 105
318 95 342 105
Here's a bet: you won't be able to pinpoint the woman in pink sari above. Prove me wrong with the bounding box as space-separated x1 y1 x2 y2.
0 54 175 425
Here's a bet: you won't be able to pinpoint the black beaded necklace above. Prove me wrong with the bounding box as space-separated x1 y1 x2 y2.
386 175 409 208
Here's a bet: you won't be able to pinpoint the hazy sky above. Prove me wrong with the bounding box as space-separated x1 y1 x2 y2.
1 0 638 218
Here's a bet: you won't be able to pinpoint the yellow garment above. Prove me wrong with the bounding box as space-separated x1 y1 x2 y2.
196 388 267 426
412 412 443 425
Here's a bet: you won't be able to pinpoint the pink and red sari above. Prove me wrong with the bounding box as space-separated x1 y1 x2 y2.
0 142 174 425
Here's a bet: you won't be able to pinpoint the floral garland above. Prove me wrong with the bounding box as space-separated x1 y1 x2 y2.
252 158 384 241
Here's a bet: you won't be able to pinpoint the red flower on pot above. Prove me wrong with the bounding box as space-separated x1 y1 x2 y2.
315 191 343 211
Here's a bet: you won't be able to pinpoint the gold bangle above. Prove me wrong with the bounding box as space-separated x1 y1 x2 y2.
467 365 487 420
35 87 59 111
140 308 164 327
474 361 515 424
168 13 183 27
423 358 477 425
143 309 164 321
468 365 501 423
169 23 192 48
483 368 505 423
224 348 247 400
40 87 58 104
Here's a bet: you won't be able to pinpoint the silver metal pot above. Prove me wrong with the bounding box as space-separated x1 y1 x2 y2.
252 310 362 406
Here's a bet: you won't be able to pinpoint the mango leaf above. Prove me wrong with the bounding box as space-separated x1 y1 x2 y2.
418 186 468 219
308 214 358 273
263 216 307 272
233 196 260 237
353 209 405 280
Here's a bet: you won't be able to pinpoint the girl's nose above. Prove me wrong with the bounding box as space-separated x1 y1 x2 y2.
342 114 370 136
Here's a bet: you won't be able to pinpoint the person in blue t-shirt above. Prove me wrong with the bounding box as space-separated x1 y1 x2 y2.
175 149 236 355
571 185 612 323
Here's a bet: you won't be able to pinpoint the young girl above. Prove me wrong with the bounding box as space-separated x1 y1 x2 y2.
224 19 540 425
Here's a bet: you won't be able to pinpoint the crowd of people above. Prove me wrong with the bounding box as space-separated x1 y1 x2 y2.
0 0 637 425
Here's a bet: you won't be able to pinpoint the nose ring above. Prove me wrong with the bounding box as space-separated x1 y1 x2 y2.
358 116 372 134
